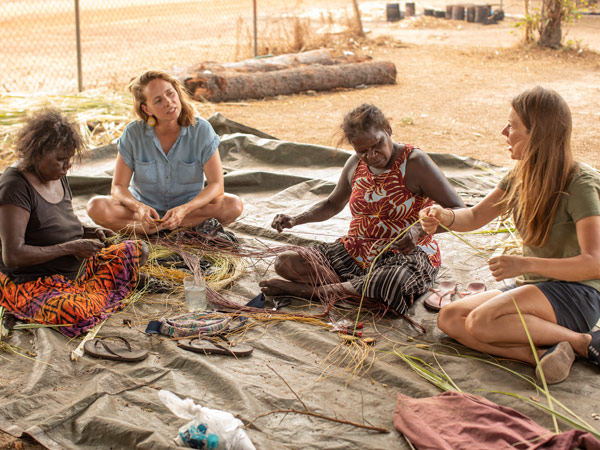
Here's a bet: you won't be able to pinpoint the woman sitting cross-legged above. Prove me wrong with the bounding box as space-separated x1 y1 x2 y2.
0 109 148 337
86 70 243 235
259 104 464 315
420 86 600 384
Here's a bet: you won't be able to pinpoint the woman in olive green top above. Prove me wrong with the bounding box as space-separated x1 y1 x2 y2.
420 86 600 385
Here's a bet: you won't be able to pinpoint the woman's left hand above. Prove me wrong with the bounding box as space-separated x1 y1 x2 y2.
390 226 424 254
83 226 116 242
488 254 525 281
94 228 116 242
161 205 189 230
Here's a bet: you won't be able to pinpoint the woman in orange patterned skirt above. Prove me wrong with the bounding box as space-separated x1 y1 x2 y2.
259 104 463 313
0 109 148 337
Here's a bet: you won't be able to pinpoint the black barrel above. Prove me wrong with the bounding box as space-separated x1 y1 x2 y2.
386 3 401 21
452 5 465 20
475 5 491 22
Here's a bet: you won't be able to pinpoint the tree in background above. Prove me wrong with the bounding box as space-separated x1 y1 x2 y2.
518 0 591 48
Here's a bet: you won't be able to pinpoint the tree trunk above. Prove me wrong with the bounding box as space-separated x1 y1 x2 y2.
184 49 370 74
523 0 534 43
184 61 397 103
538 0 564 48
352 0 366 37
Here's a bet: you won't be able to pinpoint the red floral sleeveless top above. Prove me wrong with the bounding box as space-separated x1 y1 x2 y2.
340 144 441 270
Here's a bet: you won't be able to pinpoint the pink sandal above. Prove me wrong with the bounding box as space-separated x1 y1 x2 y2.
424 281 457 312
458 282 486 297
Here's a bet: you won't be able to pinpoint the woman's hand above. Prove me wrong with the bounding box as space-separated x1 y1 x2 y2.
63 239 106 258
488 254 525 281
271 214 296 233
94 228 116 242
419 205 445 234
161 205 190 230
84 227 116 242
136 203 161 226
390 225 424 253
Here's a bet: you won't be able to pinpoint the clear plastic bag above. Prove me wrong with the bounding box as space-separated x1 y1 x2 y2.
159 390 255 450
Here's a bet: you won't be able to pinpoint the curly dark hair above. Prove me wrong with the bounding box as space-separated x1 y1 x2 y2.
16 108 84 173
341 104 392 143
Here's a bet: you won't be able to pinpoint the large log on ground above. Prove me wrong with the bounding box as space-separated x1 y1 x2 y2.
187 49 369 73
184 61 397 102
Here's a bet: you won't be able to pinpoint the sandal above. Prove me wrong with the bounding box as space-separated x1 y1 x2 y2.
178 336 253 357
84 336 149 362
459 282 487 297
424 281 457 312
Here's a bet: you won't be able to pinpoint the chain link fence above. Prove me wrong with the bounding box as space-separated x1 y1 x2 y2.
0 0 360 93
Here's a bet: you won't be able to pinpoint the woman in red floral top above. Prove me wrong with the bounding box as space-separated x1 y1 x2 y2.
259 104 463 313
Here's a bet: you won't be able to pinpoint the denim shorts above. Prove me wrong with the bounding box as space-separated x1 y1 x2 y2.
502 281 600 333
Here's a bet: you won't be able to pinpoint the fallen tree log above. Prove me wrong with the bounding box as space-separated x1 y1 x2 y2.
184 61 397 103
187 49 370 73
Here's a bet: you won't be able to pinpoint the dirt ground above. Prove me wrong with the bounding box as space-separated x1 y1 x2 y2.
190 13 600 170
2 4 600 449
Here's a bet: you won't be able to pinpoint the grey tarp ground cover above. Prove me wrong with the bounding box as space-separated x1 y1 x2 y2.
1 114 598 449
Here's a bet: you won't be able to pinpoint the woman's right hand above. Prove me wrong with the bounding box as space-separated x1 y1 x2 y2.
271 214 296 233
419 205 446 235
63 239 106 258
136 203 161 226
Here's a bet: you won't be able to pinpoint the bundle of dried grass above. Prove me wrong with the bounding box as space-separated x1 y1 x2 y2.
0 91 133 170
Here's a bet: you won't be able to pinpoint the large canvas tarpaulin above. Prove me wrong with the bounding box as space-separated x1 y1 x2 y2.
1 115 598 449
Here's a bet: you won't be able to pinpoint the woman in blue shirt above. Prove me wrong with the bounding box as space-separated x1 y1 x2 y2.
87 70 243 235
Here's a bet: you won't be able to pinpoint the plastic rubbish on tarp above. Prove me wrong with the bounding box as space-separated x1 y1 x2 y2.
159 390 255 450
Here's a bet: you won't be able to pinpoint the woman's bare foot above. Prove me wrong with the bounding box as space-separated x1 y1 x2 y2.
259 278 312 297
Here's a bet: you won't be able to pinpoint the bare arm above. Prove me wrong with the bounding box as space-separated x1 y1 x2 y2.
489 215 600 282
420 188 504 234
0 204 104 268
271 155 358 232
405 149 465 210
111 154 160 223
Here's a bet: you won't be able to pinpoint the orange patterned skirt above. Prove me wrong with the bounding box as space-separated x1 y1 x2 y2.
0 240 144 337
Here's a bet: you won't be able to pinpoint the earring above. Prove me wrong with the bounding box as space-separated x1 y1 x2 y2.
147 116 157 127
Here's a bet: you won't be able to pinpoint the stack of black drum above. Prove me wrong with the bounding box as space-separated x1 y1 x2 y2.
385 2 502 24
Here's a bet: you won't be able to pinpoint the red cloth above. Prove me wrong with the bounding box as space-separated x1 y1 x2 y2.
394 391 600 449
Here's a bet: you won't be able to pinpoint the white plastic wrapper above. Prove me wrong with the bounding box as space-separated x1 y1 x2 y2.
158 390 255 450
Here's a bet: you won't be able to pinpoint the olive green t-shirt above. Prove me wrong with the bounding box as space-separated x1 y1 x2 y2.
498 163 600 292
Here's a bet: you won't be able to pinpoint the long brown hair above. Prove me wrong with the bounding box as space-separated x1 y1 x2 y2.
498 86 574 247
129 70 195 127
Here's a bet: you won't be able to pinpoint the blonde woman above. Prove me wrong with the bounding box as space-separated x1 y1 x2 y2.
420 86 600 384
87 70 243 235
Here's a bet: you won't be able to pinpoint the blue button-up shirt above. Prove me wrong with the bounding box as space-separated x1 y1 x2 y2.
118 117 219 214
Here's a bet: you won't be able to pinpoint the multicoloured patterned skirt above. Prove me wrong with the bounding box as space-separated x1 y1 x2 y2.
0 240 144 337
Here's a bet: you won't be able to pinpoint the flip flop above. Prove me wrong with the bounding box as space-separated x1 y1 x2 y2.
84 336 149 362
424 281 457 312
459 282 487 297
177 337 253 357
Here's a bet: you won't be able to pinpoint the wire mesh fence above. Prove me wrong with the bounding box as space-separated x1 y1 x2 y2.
0 0 360 93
